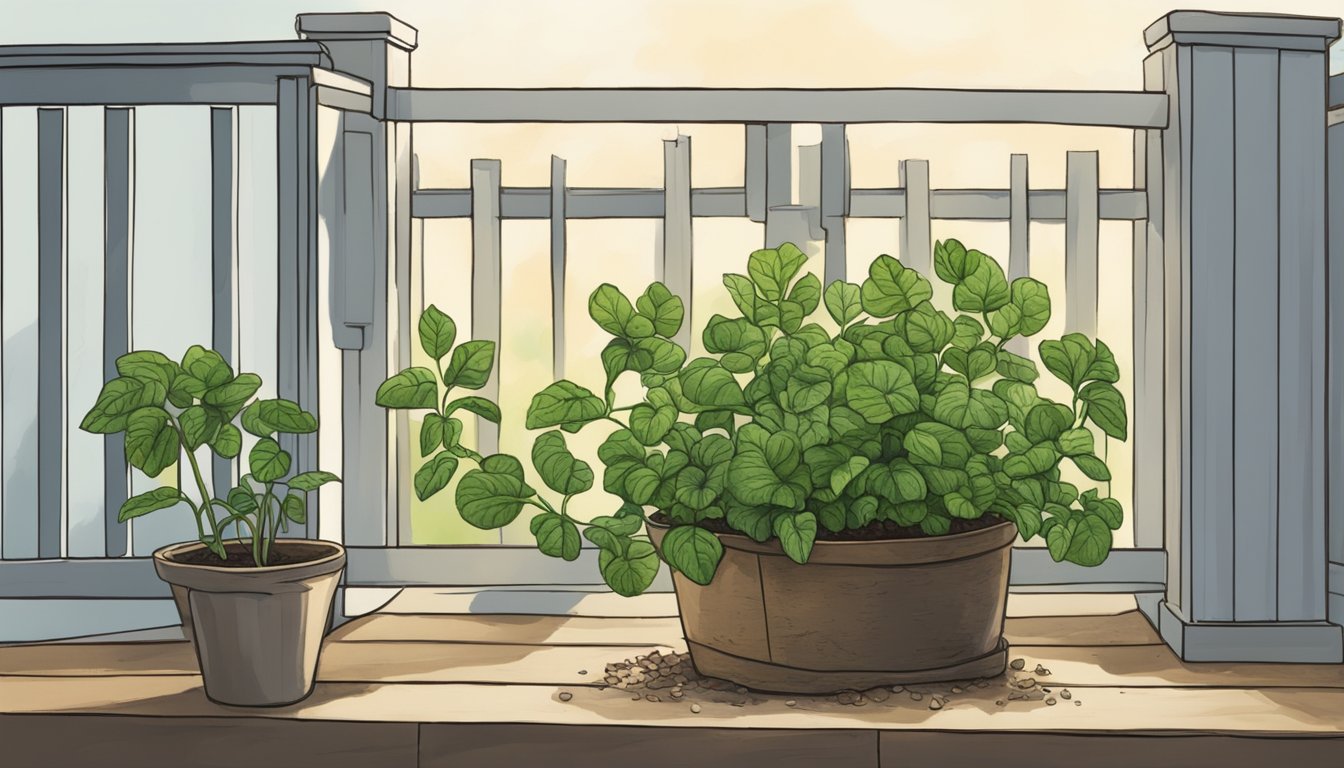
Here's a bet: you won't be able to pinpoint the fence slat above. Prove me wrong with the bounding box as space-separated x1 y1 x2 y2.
550 155 566 380
209 106 237 503
1133 97 1165 551
900 159 931 274
744 124 766 223
1064 151 1099 336
1277 49 1328 621
37 107 65 559
102 108 131 557
762 122 792 245
820 124 848 286
1006 154 1030 356
1231 47 1279 622
662 136 693 351
471 159 502 458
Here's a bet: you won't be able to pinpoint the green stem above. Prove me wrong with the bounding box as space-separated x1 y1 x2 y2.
604 415 629 430
169 415 222 551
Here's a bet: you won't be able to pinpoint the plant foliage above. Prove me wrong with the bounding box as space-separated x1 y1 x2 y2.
82 347 340 566
382 242 1127 595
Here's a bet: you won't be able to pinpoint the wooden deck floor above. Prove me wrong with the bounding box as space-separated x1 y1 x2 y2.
1 591 1343 767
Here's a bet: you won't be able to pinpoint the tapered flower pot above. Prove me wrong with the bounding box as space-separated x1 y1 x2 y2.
648 518 1015 694
153 539 345 707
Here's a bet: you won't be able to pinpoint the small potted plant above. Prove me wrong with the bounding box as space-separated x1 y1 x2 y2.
380 240 1126 693
81 346 341 707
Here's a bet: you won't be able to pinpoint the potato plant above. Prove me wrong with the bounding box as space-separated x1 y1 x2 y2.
380 241 1127 596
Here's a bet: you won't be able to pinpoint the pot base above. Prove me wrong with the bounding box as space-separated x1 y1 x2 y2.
686 638 1009 695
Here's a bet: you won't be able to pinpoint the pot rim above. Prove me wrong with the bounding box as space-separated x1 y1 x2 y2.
152 538 345 574
646 514 1017 565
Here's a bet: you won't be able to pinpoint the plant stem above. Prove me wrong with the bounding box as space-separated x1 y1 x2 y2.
169 415 222 552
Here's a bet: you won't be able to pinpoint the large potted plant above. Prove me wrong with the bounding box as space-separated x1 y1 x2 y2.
380 241 1126 693
81 346 341 706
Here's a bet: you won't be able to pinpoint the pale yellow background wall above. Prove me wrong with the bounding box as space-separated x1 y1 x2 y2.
10 0 1342 545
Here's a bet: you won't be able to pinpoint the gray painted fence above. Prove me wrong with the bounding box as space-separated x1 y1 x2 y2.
0 10 1340 664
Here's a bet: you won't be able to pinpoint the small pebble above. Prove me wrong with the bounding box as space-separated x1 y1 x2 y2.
1074 700 1082 707
866 688 891 703
1017 677 1036 689
950 686 963 694
632 693 642 701
1009 658 1026 670
735 686 749 694
1035 664 1051 676
910 692 923 701
837 690 859 705
1045 697 1057 706
995 699 1006 706
891 685 905 693
645 694 660 703
1042 687 1052 694
670 691 683 700
785 700 797 707
690 704 702 714
975 681 990 689
558 691 573 702
1060 689 1072 700
928 698 944 710
577 669 587 675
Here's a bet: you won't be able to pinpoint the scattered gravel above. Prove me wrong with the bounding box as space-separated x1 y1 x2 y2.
592 649 1081 713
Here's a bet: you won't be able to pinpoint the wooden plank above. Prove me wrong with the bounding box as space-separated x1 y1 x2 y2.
1231 47 1279 622
1187 46 1235 622
819 124 848 286
209 107 237 503
36 107 64 559
327 613 686 646
411 186 1146 222
8 677 1344 735
1277 50 1328 622
662 136 693 351
421 724 880 768
744 124 766 222
1064 150 1099 336
101 111 131 558
0 715 418 768
550 156 566 380
380 588 681 617
983 643 1344 689
388 87 1169 128
471 159 502 458
0 67 317 109
899 159 931 274
881 733 1344 768
1007 153 1030 356
1003 611 1161 647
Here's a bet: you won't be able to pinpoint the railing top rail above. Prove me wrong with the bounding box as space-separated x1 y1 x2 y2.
0 41 332 71
387 87 1169 128
1330 73 1344 111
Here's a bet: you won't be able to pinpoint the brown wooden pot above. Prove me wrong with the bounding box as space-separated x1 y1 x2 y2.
647 518 1015 693
153 539 345 707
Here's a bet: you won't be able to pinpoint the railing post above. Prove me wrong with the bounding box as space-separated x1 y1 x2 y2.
1143 10 1343 661
297 13 417 548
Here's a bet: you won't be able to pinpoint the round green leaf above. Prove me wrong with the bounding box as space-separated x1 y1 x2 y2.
844 361 919 423
1057 427 1095 457
1010 278 1051 336
599 540 661 596
443 340 496 390
532 430 594 495
375 368 439 410
824 280 863 326
1071 453 1112 481
1080 381 1128 440
530 512 582 561
773 511 818 564
860 255 933 317
589 284 654 339
282 494 307 524
181 346 233 389
126 406 179 477
209 423 242 459
635 282 685 338
289 470 340 492
933 239 984 284
660 524 723 585
1065 515 1112 566
952 258 1011 313
81 377 167 434
117 487 183 522
249 437 292 482
455 465 535 529
526 380 607 430
241 398 318 437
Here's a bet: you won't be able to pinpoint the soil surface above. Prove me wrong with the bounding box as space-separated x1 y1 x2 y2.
169 541 338 568
650 511 1008 541
559 649 1077 713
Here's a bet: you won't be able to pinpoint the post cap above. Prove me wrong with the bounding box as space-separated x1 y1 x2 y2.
1146 10 1340 51
296 12 417 51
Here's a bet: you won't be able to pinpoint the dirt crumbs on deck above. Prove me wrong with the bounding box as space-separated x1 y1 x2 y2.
556 651 1080 713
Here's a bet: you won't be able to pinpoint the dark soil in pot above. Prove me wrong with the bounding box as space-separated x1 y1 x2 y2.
649 511 1007 541
168 540 340 567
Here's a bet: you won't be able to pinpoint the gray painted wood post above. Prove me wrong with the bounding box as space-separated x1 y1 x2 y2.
550 156 566 380
900 159 931 275
1064 151 1099 338
297 14 417 548
819 124 848 287
209 107 238 504
37 108 65 559
1143 11 1343 662
662 136 692 351
761 123 795 249
1331 103 1344 625
471 159 502 458
1006 154 1030 356
102 108 132 558
1132 111 1165 552
744 124 766 224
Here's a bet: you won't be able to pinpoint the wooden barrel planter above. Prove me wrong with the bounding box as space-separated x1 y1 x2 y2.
648 518 1015 694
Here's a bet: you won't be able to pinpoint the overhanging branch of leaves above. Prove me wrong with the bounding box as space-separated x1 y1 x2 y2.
383 241 1128 597
81 347 340 566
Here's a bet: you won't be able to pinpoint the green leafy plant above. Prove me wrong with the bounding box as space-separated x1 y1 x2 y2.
384 241 1127 596
80 346 340 566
